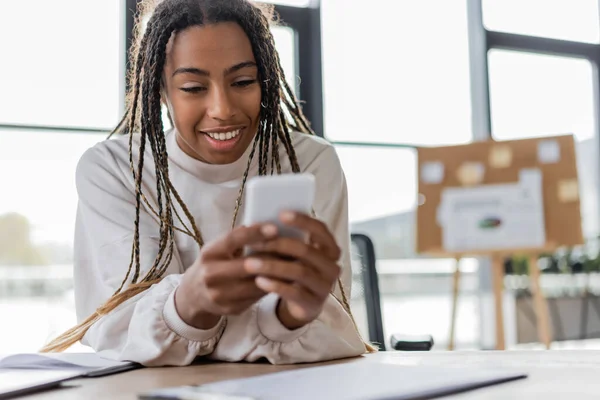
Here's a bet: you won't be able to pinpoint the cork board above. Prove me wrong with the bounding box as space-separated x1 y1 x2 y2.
416 135 583 256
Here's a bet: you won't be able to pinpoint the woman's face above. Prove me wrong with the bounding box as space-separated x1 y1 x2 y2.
162 22 262 165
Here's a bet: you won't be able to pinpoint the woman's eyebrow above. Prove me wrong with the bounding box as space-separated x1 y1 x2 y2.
171 61 257 78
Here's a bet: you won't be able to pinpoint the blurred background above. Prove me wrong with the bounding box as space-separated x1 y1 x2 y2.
2 0 600 353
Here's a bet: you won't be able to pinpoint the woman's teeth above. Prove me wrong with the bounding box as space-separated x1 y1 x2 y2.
206 129 241 141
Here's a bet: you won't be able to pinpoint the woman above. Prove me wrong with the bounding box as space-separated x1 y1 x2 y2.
42 0 374 366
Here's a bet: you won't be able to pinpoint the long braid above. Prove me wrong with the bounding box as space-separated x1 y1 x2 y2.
135 21 172 283
41 0 375 354
141 14 195 282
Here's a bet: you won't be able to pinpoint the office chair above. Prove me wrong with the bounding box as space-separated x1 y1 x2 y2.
350 233 434 351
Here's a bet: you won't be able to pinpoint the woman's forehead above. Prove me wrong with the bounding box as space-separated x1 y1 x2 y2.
165 23 255 70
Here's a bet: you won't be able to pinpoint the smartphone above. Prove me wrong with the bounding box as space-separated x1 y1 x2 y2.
242 173 316 241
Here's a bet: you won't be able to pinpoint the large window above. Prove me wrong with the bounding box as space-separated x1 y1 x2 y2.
0 1 122 129
321 0 473 146
321 0 477 349
271 26 299 96
0 0 120 354
0 130 103 353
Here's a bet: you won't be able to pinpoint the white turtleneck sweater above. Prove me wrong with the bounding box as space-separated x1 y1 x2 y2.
73 129 366 367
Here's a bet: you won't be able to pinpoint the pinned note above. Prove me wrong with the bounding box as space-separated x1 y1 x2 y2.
421 161 444 184
437 168 545 252
558 179 579 202
456 162 485 186
538 140 560 164
489 145 512 168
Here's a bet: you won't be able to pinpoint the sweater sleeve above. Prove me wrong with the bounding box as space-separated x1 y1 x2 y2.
210 145 368 364
73 144 225 366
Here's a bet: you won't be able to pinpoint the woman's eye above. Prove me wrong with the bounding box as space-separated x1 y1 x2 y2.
233 79 258 88
180 87 206 93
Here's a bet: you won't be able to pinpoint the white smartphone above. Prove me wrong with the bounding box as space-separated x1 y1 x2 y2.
242 173 316 241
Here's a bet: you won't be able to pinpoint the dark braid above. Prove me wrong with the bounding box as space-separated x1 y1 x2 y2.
41 0 374 353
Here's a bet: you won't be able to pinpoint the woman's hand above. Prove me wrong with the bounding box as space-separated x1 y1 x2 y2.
174 223 278 330
244 212 342 330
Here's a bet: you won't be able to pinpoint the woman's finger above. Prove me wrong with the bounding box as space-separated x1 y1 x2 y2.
244 257 331 298
279 212 341 261
255 276 321 309
201 223 278 260
207 278 266 303
248 238 341 283
201 259 251 284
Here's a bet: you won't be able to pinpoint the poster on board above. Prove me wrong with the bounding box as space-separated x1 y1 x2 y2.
437 168 545 252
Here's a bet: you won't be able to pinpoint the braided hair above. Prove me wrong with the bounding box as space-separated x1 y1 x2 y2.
41 0 375 353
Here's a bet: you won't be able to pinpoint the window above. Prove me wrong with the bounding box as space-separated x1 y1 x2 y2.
322 0 478 349
0 1 122 130
0 129 104 353
321 0 473 145
488 50 598 238
271 26 299 96
338 147 416 224
483 0 600 44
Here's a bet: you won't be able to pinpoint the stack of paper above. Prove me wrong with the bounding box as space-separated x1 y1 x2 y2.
0 370 82 400
139 362 527 400
0 353 137 399
0 352 137 377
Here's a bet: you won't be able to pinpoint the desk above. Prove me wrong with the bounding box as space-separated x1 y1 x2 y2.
19 350 600 400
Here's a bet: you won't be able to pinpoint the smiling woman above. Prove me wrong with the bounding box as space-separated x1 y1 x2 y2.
40 0 374 366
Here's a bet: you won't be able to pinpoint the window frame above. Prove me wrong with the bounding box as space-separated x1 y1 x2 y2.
0 0 127 134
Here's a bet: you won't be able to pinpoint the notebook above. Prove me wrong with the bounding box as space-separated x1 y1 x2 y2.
0 370 82 400
139 362 527 400
0 353 139 377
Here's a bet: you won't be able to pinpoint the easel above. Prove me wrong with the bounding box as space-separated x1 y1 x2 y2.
447 250 553 350
416 135 583 350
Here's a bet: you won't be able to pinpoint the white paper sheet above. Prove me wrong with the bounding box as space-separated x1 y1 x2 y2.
0 370 81 399
139 362 527 400
437 168 545 252
0 353 136 377
538 140 561 164
421 161 444 184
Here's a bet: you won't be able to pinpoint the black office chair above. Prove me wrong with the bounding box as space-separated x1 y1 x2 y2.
350 233 434 351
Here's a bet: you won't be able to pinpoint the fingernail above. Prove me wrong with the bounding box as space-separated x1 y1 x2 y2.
245 258 262 271
280 211 295 222
261 224 277 237
255 276 272 288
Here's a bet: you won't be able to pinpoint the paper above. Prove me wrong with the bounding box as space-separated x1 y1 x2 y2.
0 370 81 400
489 145 512 168
0 353 136 377
538 140 560 164
420 161 444 184
456 162 485 186
558 179 579 202
437 168 545 252
139 362 527 400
